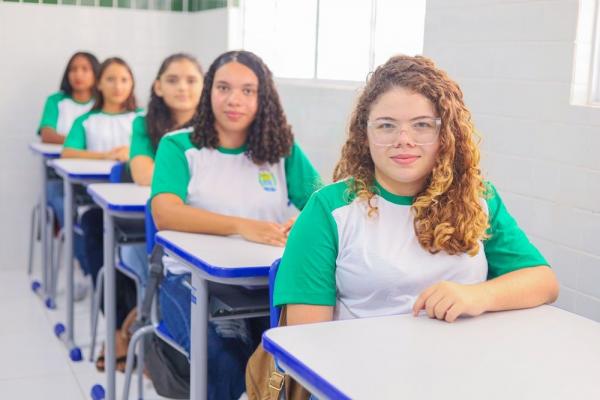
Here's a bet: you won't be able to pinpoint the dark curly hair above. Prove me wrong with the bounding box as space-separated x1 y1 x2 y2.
190 50 293 164
146 53 203 150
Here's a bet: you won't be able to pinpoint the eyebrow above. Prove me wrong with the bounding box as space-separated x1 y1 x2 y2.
373 115 437 122
214 80 257 89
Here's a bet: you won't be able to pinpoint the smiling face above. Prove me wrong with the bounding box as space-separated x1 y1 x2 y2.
154 59 203 114
210 61 259 137
367 86 440 196
97 62 134 111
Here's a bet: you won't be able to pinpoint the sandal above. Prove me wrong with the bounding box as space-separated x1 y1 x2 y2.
96 354 136 373
95 354 106 372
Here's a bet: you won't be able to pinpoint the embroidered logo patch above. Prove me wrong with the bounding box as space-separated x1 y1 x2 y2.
258 168 277 192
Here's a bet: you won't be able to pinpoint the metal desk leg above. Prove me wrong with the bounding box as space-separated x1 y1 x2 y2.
190 273 209 400
104 212 117 400
53 179 82 361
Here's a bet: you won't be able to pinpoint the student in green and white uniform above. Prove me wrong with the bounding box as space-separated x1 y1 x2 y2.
41 52 100 231
62 59 139 161
39 51 99 144
62 57 143 372
275 55 559 328
40 52 100 305
130 53 204 186
151 51 322 400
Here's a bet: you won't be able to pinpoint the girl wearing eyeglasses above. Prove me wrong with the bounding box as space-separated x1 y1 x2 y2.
273 55 558 326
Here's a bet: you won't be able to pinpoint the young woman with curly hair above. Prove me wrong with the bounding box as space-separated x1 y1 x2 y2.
151 50 322 399
274 55 558 327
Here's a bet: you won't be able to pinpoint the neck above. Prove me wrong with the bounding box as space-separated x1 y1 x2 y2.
215 123 248 148
171 109 196 128
102 102 125 114
72 90 92 103
374 169 426 197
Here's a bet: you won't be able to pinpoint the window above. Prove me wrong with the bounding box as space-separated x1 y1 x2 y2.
572 0 600 106
241 0 426 81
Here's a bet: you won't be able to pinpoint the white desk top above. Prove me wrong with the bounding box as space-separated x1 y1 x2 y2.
29 142 62 158
87 183 150 213
263 305 600 400
50 159 116 180
155 230 283 279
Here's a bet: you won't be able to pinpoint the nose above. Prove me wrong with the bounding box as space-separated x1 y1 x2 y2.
226 89 242 106
393 127 415 147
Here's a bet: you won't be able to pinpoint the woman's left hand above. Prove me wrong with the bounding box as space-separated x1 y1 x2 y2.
412 281 491 323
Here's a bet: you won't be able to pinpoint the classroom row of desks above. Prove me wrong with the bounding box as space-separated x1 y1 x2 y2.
28 142 600 400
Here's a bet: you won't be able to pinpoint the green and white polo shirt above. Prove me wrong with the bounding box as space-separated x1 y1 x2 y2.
274 180 548 320
64 109 139 152
151 128 323 273
38 92 94 136
130 114 156 160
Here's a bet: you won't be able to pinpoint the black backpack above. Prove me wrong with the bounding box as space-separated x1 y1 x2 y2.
130 246 190 398
143 333 190 398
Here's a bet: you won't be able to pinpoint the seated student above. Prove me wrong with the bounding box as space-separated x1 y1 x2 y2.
151 50 322 400
274 55 559 328
62 57 145 371
130 53 204 187
39 51 99 145
39 52 100 299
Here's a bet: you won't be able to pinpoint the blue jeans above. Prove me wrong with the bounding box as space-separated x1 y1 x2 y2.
159 271 258 400
46 179 87 273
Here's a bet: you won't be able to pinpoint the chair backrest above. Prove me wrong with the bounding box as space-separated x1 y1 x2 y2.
109 162 125 183
269 259 282 328
145 201 158 256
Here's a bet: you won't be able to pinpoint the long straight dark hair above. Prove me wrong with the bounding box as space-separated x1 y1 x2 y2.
92 57 137 112
59 51 100 97
146 53 203 150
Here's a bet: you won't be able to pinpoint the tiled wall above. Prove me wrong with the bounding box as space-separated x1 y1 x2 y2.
0 3 231 270
0 0 231 12
424 0 600 321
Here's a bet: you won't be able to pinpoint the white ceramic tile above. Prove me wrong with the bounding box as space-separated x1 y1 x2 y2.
0 373 85 400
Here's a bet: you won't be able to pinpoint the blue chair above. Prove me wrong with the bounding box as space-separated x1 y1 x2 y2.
269 259 282 328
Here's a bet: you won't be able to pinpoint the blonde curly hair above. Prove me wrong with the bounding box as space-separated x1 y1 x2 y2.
333 55 488 256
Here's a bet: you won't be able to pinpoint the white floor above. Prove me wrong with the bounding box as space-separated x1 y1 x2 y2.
0 265 170 400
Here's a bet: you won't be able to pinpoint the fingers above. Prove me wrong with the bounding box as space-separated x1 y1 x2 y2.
433 296 454 320
412 285 436 316
445 303 462 323
424 289 445 319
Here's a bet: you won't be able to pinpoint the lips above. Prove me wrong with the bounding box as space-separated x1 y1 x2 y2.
225 111 243 121
390 154 420 165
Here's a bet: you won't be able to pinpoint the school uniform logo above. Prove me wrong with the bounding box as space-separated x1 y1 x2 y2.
258 168 277 192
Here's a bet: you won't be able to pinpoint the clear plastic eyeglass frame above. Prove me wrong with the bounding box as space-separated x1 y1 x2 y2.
367 117 442 147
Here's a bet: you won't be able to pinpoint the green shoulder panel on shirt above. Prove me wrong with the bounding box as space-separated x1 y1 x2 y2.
130 114 156 160
63 111 95 150
38 92 67 133
274 181 353 307
483 182 549 279
284 142 324 210
151 128 195 202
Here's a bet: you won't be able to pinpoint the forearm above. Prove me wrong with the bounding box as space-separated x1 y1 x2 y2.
61 147 108 159
285 304 334 326
480 266 559 312
152 196 243 235
130 157 154 186
40 128 65 144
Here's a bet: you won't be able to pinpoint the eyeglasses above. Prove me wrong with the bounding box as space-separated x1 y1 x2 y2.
367 117 441 146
